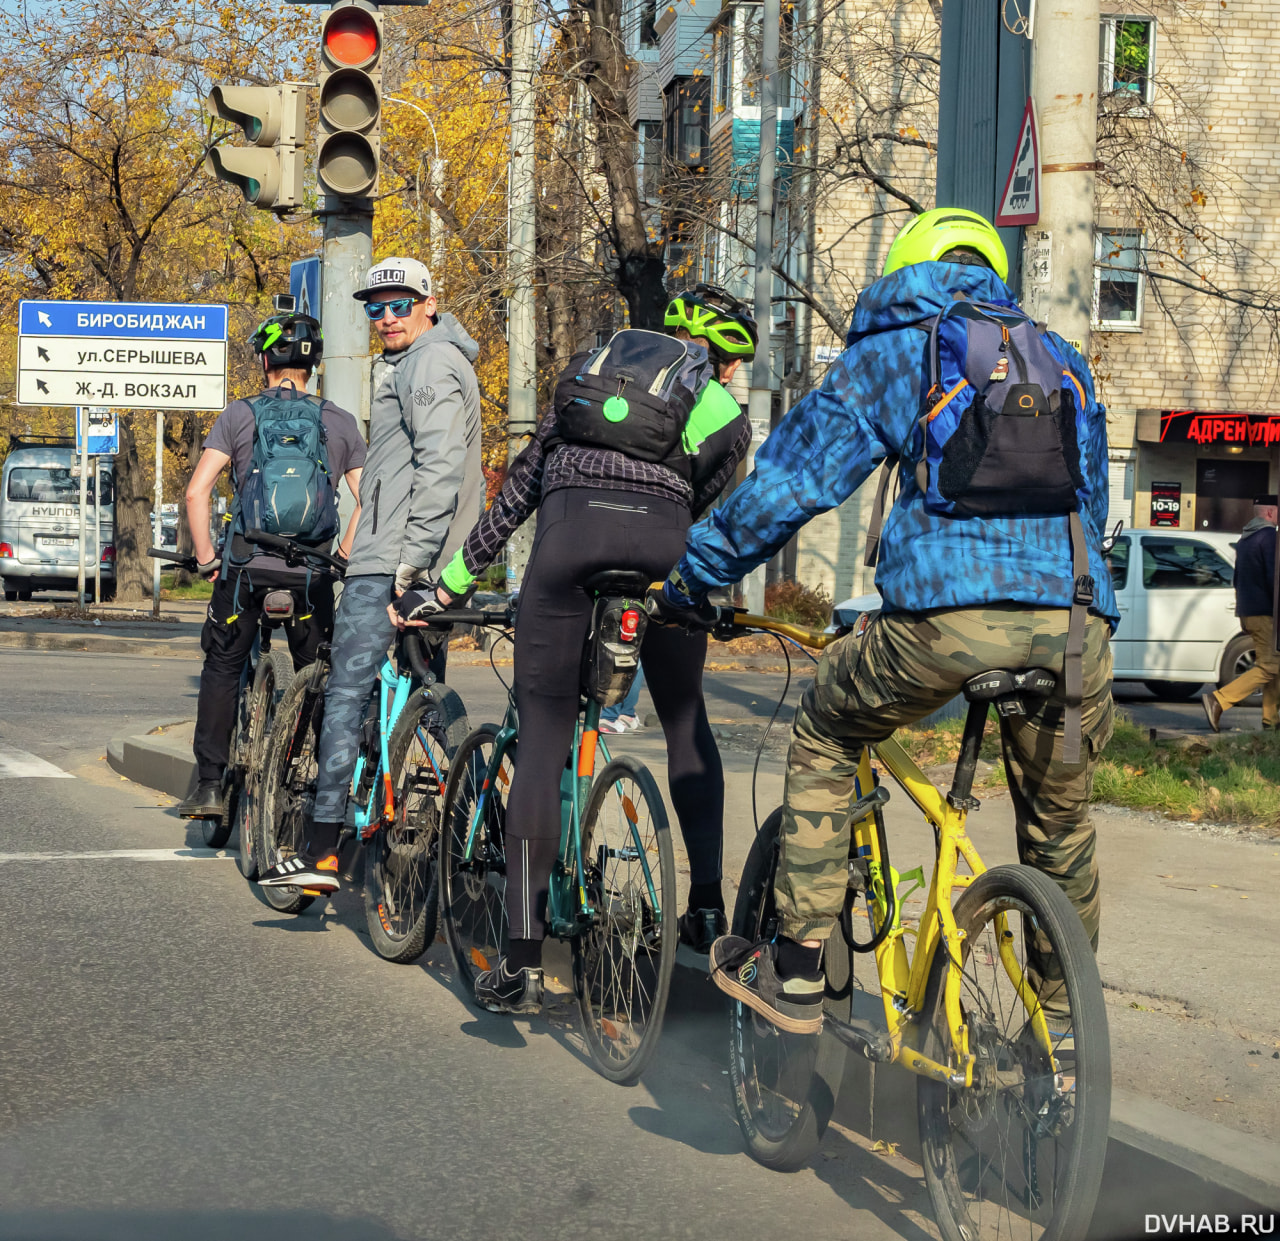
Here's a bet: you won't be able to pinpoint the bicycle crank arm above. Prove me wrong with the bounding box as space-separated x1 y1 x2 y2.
826 1015 895 1062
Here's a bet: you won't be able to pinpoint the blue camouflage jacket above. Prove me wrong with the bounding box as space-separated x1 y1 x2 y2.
676 262 1119 625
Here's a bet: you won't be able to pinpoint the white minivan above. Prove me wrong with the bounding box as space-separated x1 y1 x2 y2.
831 527 1253 701
0 436 115 601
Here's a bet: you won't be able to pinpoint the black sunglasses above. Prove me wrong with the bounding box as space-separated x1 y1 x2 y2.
364 296 422 321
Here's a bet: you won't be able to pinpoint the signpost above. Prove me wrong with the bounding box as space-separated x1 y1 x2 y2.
17 301 228 410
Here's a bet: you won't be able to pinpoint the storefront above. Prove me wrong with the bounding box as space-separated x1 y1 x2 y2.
1133 409 1279 533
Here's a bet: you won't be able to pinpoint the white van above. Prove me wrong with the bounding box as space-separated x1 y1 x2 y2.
0 436 115 600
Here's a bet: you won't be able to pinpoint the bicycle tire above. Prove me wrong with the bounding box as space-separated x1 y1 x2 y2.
440 724 516 991
572 755 677 1086
728 808 850 1170
917 864 1111 1241
254 662 327 916
364 683 470 963
232 648 294 876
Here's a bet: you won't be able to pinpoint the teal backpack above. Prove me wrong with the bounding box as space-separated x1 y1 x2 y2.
231 388 338 556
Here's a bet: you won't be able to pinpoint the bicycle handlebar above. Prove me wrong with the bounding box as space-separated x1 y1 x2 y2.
645 579 835 650
242 528 346 575
401 629 434 683
420 606 515 629
149 547 200 573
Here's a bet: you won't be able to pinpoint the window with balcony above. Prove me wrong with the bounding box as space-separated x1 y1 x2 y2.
638 0 658 48
664 78 709 167
1094 229 1145 330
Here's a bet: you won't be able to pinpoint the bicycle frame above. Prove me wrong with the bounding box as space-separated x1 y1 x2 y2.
725 608 1059 1089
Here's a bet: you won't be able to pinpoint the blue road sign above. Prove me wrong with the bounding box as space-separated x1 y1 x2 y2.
290 258 322 319
18 300 229 411
77 407 120 456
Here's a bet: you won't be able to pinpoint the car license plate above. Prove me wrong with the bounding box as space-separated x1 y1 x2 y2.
41 537 76 548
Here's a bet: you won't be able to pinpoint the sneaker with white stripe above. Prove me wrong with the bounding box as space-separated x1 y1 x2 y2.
256 852 340 893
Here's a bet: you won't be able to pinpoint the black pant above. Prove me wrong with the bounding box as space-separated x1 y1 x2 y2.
505 488 724 940
192 567 335 784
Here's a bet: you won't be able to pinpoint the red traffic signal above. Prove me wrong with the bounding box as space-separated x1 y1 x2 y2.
322 7 380 69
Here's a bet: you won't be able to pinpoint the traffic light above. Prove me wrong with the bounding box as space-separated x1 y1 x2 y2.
204 84 306 211
317 2 383 200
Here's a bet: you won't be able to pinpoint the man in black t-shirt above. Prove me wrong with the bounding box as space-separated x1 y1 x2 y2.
177 313 366 819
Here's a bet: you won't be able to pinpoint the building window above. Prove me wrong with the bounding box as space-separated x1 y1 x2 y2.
1100 16 1155 105
1094 229 1145 329
664 78 709 167
713 17 733 117
637 120 662 200
639 0 658 48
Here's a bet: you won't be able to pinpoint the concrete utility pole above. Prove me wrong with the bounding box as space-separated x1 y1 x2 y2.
505 0 538 591
321 203 374 436
77 409 88 605
1026 0 1100 350
744 0 781 614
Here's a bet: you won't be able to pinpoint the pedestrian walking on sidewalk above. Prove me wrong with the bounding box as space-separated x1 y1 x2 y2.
1203 494 1280 732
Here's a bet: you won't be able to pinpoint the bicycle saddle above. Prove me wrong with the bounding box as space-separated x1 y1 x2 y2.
962 668 1056 715
583 569 650 599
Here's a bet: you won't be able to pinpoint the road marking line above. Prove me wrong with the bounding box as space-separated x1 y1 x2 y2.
0 848 234 864
0 748 74 779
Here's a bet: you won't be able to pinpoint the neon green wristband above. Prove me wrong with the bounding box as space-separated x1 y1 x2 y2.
441 548 476 597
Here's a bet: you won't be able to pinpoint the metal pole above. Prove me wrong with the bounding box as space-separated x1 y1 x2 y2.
1025 0 1100 350
153 411 163 617
92 455 101 605
744 0 780 614
77 407 87 606
505 0 538 592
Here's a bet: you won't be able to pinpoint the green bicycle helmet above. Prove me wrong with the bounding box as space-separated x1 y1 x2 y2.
664 283 759 364
882 207 1009 283
249 312 324 370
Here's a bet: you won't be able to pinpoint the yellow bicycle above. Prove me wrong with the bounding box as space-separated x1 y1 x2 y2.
715 606 1110 1241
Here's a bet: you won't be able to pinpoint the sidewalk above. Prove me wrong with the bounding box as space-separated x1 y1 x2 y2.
108 668 1280 1218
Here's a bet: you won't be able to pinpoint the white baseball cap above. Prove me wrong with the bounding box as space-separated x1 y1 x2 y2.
354 256 433 301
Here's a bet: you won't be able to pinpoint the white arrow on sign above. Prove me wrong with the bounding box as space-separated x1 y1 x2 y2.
995 97 1040 228
37 310 52 327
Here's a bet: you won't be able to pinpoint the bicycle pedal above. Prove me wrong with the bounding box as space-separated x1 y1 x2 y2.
300 886 330 897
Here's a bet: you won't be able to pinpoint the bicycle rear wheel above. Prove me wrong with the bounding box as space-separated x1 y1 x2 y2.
254 662 327 916
232 648 294 876
440 725 516 989
364 684 469 963
728 808 850 1169
917 864 1110 1241
572 756 676 1086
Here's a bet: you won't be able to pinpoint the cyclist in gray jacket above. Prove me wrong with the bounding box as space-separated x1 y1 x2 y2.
259 256 483 893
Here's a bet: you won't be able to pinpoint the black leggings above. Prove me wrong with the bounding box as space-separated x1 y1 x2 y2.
505 488 724 941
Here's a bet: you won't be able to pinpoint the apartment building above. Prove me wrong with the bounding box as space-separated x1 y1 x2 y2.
626 0 1280 601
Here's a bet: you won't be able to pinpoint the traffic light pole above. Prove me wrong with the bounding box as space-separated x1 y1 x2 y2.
320 200 374 438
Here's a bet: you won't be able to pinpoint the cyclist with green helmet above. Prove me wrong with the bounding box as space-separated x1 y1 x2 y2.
178 310 366 820
651 209 1116 1039
400 286 754 1014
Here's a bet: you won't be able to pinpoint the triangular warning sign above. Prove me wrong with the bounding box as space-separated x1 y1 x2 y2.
996 98 1040 227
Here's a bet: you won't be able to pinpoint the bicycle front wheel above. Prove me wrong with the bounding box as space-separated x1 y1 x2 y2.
572 756 676 1086
440 725 516 989
728 808 850 1170
917 864 1110 1241
254 662 327 916
231 647 294 875
364 684 469 963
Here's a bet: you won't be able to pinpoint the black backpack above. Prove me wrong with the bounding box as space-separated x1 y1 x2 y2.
552 329 714 475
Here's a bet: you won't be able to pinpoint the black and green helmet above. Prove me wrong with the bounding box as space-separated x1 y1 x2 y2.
664 284 758 364
249 312 324 370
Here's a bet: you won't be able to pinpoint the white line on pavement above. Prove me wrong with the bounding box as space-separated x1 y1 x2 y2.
0 848 234 864
0 748 74 779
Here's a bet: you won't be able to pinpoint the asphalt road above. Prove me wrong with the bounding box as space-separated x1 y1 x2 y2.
0 649 939 1241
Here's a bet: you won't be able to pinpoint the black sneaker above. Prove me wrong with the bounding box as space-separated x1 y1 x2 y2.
256 851 340 893
678 907 727 954
709 935 824 1035
475 960 544 1015
177 780 224 820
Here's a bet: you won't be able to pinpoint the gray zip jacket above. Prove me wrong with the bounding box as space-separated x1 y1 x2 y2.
346 314 484 578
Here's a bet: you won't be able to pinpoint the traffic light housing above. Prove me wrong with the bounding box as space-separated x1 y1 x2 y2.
204 84 306 211
317 2 383 200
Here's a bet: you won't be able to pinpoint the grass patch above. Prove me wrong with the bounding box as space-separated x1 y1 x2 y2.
159 573 213 601
892 710 1280 831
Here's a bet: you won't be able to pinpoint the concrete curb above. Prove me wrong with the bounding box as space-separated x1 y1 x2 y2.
0 628 202 658
110 730 1280 1218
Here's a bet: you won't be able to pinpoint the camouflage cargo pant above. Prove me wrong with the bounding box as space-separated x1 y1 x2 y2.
776 606 1115 966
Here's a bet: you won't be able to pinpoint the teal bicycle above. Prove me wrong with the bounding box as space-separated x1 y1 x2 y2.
431 570 677 1085
255 559 468 962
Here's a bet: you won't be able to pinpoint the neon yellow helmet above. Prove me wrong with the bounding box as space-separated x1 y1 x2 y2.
882 207 1009 283
663 284 758 363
